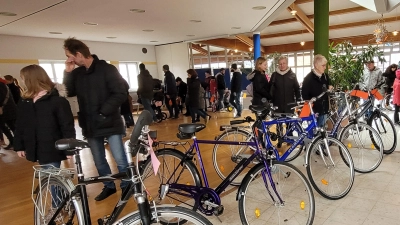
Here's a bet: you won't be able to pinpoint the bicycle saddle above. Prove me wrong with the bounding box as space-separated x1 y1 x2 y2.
55 138 90 151
177 124 206 139
249 105 270 115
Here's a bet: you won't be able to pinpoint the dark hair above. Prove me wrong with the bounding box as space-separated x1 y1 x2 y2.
385 64 398 73
163 65 169 70
187 69 198 78
139 63 146 71
220 68 225 72
175 77 182 82
63 37 91 58
4 75 14 81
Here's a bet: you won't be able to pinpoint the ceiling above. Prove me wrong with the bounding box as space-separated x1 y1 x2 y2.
0 0 290 45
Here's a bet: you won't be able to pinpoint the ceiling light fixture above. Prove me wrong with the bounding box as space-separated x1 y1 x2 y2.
393 30 399 36
300 41 305 46
252 6 266 10
142 29 154 32
150 41 158 42
130 9 145 13
83 22 98 26
190 20 201 23
372 15 389 44
231 27 241 29
49 32 62 35
235 49 238 53
0 12 17 16
106 37 117 39
290 3 297 15
249 47 253 51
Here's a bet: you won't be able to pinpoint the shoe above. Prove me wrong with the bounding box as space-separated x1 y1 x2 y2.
386 105 393 110
234 115 241 118
219 109 227 113
95 187 116 201
4 144 13 150
205 115 211 124
195 118 200 122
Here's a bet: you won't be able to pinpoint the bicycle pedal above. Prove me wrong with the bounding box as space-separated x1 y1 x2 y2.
213 205 224 216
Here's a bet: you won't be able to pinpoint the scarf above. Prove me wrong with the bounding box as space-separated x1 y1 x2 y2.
276 67 290 75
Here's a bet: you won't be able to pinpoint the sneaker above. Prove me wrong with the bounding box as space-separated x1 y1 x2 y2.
95 187 116 201
219 109 227 113
386 105 393 110
234 115 241 118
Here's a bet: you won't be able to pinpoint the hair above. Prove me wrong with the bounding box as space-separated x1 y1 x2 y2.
313 54 327 66
255 57 267 71
385 64 398 73
63 37 91 58
187 69 198 79
4 75 14 82
20 65 54 99
220 68 225 72
278 55 288 63
175 77 182 82
139 63 146 71
163 64 169 70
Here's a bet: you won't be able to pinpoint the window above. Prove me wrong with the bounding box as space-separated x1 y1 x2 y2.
119 62 139 91
39 60 66 84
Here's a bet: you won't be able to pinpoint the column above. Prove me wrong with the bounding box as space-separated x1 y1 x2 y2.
314 0 329 58
253 32 261 59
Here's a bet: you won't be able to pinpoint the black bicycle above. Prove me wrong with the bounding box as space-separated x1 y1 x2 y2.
32 110 212 225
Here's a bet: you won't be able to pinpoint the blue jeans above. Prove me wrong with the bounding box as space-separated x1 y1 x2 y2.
218 90 225 110
229 91 242 116
141 98 157 121
39 161 62 207
317 114 327 128
87 134 129 189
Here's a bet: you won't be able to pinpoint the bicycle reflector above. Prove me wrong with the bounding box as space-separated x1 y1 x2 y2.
300 201 305 210
321 179 328 185
254 208 261 218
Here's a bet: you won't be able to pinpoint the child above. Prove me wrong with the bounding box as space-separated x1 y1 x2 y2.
14 65 75 168
393 69 400 125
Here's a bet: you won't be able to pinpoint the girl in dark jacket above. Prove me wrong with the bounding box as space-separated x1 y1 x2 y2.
383 64 398 109
246 57 271 105
186 69 210 123
14 65 75 168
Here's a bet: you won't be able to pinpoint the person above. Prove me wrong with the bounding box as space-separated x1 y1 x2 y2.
302 54 330 127
382 64 398 109
14 65 75 167
163 65 179 119
359 60 384 118
0 78 17 150
176 77 187 114
229 64 243 118
392 69 400 125
186 69 210 123
4 75 21 104
63 37 129 201
246 57 271 105
215 68 226 111
204 70 215 110
268 56 301 113
196 84 211 122
137 63 158 122
120 89 135 128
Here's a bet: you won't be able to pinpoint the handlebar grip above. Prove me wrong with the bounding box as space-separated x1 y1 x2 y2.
230 120 245 125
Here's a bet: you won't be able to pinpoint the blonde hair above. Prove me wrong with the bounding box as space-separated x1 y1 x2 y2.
20 65 54 99
255 57 267 71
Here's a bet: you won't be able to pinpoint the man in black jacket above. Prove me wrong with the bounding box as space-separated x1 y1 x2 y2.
176 77 187 114
229 64 242 117
63 38 129 201
163 65 179 118
4 75 21 104
215 68 226 111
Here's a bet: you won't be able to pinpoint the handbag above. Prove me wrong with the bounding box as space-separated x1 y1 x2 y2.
0 86 10 115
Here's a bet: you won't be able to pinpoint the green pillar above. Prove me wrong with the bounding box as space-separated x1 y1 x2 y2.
314 0 329 58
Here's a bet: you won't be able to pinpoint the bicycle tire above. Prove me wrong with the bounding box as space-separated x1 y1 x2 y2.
367 112 397 154
212 129 255 186
238 161 315 225
306 136 354 200
162 112 167 120
34 177 82 225
140 148 202 211
116 206 213 225
338 122 383 173
275 121 305 162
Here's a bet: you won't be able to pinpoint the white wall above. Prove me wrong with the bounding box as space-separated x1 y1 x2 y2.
155 42 190 81
0 34 158 78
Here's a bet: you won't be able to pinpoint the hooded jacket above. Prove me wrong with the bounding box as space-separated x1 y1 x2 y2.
14 84 76 164
392 70 400 105
360 67 384 92
247 70 270 105
269 68 301 113
137 69 154 99
230 69 242 93
302 70 330 115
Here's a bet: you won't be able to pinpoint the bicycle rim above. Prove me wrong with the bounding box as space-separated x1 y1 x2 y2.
306 137 354 200
238 162 315 225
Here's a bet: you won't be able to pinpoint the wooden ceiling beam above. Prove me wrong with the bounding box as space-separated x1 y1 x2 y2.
294 0 314 4
198 38 266 53
190 44 208 56
287 3 314 33
235 35 254 47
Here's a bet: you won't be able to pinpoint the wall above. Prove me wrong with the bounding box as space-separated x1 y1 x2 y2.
155 42 190 81
0 34 158 79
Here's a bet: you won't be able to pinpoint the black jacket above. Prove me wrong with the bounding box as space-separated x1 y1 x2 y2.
14 85 75 164
216 72 226 90
249 70 271 105
137 70 154 99
302 71 330 115
7 83 21 104
383 70 396 88
230 70 242 93
269 69 301 113
0 82 17 121
63 55 127 138
177 81 187 100
187 78 201 107
164 71 177 95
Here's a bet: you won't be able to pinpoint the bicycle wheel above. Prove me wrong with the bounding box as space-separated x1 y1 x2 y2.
306 136 354 200
367 112 397 154
339 122 383 173
162 112 168 120
212 129 255 186
117 206 213 225
34 177 81 225
141 148 202 211
384 93 394 111
238 161 315 225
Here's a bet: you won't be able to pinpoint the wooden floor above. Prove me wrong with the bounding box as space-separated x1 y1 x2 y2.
0 108 245 224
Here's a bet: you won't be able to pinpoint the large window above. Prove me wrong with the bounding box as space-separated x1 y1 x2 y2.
119 62 139 91
39 60 66 84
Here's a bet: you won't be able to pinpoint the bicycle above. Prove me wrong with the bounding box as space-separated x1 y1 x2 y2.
32 110 212 225
140 108 316 224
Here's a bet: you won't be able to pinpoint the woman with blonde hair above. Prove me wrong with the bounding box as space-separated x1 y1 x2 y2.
246 56 271 105
14 64 75 168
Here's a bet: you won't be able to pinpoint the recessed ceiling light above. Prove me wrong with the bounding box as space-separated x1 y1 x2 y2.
130 9 145 13
83 22 98 26
150 41 158 42
252 6 266 10
231 27 241 29
0 12 17 16
186 34 195 37
106 37 117 39
190 20 202 23
49 32 62 35
142 29 154 32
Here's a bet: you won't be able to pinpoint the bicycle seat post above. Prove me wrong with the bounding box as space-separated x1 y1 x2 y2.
73 148 92 225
